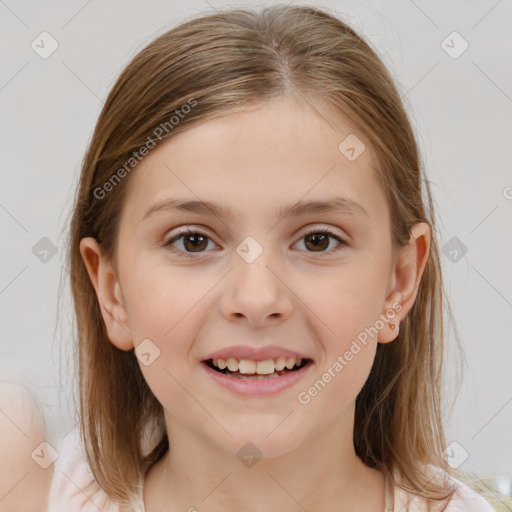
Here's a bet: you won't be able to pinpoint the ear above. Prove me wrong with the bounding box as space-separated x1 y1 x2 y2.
378 222 432 343
79 237 134 351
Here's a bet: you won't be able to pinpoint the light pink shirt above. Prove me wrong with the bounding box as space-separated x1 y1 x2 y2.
47 427 497 512
47 427 123 512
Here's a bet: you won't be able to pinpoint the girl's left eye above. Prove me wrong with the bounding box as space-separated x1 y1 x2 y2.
295 227 348 254
163 227 348 257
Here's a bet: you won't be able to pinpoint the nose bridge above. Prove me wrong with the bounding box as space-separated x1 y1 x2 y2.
221 233 293 323
234 233 279 291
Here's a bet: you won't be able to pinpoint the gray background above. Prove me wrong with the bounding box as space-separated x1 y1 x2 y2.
0 0 511 483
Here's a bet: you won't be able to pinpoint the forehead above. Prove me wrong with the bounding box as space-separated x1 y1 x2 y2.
120 95 388 226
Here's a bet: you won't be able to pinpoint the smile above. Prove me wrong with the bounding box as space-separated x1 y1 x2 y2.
201 357 314 396
207 356 306 377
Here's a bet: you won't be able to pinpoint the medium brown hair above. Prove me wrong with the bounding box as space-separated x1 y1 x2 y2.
65 4 466 509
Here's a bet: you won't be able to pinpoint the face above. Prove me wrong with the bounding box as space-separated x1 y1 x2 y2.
81 94 429 459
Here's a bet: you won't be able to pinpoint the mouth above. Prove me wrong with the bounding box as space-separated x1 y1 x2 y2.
202 356 313 380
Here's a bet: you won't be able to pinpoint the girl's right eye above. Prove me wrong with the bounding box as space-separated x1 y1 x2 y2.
163 228 217 257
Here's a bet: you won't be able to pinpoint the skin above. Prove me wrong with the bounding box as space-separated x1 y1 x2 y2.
80 94 431 512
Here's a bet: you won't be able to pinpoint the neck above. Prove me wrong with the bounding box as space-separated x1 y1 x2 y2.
143 410 386 512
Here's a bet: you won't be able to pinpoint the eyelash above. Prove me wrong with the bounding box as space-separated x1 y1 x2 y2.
162 227 348 258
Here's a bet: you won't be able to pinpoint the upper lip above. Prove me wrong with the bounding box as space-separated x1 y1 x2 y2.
203 345 313 362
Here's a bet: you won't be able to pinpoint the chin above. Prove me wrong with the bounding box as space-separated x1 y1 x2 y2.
214 423 306 461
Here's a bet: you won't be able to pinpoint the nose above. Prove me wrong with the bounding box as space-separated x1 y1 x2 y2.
219 245 294 327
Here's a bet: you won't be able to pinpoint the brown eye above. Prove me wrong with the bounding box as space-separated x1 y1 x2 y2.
304 232 330 251
297 228 347 254
181 233 208 252
163 227 348 258
164 229 215 256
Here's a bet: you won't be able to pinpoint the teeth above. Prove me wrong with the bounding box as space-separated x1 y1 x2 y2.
285 357 296 370
211 356 304 374
238 359 256 374
274 357 286 371
226 358 238 372
256 359 274 374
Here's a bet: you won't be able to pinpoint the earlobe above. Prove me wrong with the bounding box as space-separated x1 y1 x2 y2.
378 222 432 344
79 237 134 351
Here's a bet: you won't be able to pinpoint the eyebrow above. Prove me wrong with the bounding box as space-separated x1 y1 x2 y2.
141 196 370 221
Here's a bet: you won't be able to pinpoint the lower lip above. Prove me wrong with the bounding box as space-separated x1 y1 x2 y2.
201 360 314 397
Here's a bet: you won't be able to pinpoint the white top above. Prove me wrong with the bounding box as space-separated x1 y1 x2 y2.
47 427 496 512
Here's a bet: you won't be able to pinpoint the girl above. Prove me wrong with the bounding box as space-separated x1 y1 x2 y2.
48 4 497 511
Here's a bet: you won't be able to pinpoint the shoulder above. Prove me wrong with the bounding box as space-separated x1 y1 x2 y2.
47 426 120 512
442 472 497 512
0 381 52 512
392 465 497 512
47 418 162 512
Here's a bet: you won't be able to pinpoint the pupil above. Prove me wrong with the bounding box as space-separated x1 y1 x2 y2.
306 233 328 251
184 234 207 252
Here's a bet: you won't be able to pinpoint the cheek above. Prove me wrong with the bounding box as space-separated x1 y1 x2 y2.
125 278 201 416
119 266 201 400
297 342 377 423
297 259 389 344
122 257 202 338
